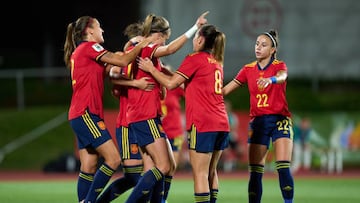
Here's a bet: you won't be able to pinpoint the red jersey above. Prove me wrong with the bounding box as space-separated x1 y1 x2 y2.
161 87 185 139
115 85 129 128
126 44 163 124
176 51 230 132
68 41 108 120
115 46 135 128
234 58 291 118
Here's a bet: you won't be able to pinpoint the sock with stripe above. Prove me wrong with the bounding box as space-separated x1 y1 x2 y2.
150 175 165 203
195 192 210 203
77 171 94 202
125 167 164 203
248 164 264 203
84 163 116 202
96 164 143 203
210 188 218 203
163 175 173 201
276 161 294 203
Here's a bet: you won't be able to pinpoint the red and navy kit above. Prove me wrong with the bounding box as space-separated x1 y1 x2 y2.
68 41 108 120
126 44 163 124
176 51 230 133
115 45 134 128
113 45 141 160
115 85 129 128
68 41 112 150
233 58 291 118
161 87 185 139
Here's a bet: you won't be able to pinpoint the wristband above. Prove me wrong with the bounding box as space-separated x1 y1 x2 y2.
184 24 198 38
109 66 120 78
270 76 277 84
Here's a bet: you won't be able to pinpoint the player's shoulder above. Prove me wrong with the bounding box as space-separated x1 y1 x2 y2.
76 42 106 57
146 43 159 49
184 52 205 62
272 59 286 66
243 60 257 69
187 51 202 57
143 43 159 52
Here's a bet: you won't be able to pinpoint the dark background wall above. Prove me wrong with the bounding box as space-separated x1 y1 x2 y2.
2 0 360 80
1 1 141 69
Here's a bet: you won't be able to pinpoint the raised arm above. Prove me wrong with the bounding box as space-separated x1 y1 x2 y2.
101 35 154 67
154 11 209 58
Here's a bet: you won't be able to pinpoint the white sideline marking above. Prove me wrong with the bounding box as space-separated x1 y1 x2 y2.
0 111 67 163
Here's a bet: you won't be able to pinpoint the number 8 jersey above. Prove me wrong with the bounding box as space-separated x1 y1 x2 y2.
176 51 230 133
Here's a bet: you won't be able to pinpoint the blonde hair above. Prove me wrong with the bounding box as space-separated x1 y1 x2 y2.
142 14 171 37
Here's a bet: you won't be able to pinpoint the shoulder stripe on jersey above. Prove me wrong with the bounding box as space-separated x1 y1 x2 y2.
272 59 283 65
175 71 189 80
244 61 257 68
96 51 108 62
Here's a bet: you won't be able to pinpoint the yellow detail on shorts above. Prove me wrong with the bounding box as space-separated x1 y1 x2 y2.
82 112 101 138
122 127 130 159
148 119 161 139
174 136 184 149
189 125 197 149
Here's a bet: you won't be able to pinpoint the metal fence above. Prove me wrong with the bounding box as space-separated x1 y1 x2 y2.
0 67 70 110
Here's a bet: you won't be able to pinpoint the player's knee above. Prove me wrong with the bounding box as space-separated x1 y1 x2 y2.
157 162 171 175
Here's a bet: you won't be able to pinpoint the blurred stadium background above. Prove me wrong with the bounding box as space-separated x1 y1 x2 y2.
1 0 359 175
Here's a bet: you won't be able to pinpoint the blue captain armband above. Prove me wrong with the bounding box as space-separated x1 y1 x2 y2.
270 76 277 84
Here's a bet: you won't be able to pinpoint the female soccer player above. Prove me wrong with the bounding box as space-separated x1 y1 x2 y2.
63 16 153 203
96 22 155 203
124 12 209 203
222 29 295 203
138 24 230 203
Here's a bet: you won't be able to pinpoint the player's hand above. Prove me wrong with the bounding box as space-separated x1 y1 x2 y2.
257 78 272 89
111 85 121 99
196 11 209 27
109 66 122 78
138 57 155 73
136 77 155 91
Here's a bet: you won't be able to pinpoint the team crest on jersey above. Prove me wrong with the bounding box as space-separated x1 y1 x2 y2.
258 85 265 92
130 144 139 154
257 74 266 91
97 121 106 130
92 43 104 52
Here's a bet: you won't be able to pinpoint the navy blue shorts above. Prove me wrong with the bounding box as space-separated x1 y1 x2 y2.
116 126 141 160
70 111 112 149
188 124 229 153
169 135 185 152
248 114 294 148
129 117 167 147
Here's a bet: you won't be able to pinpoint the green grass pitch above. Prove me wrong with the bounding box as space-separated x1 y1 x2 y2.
0 176 359 202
